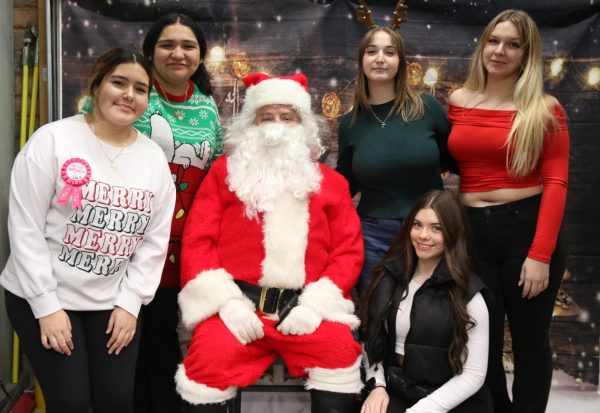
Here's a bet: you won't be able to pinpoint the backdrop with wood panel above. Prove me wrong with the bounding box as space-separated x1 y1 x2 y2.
54 0 600 384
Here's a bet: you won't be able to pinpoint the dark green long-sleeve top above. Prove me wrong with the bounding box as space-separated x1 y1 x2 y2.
336 93 455 219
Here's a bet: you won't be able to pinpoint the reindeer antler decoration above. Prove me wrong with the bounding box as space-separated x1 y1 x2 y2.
390 0 409 30
356 0 376 29
356 0 408 30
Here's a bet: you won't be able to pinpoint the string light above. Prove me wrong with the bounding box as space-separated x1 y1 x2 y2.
77 95 89 113
586 67 600 87
209 46 225 63
423 68 438 87
550 57 564 77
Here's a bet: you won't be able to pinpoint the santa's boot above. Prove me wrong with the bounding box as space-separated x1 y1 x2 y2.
176 364 237 412
181 400 229 413
310 389 361 413
306 357 363 412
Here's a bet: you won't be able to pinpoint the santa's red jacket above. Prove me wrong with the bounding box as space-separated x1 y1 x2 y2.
178 156 363 330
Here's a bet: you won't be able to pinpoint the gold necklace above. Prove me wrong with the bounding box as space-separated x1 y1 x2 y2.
368 105 395 128
155 81 193 121
89 117 130 173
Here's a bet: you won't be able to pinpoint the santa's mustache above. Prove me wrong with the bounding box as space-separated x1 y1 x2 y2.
253 123 303 148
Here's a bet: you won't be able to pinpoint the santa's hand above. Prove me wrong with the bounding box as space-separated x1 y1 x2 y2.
219 298 264 345
277 305 322 335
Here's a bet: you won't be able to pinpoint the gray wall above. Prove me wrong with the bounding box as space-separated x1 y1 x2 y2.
0 0 15 391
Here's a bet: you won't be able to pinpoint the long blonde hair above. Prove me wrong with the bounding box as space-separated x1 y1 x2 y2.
352 27 424 124
464 9 558 177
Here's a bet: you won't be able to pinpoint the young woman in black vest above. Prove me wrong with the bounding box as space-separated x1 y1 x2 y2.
360 190 493 413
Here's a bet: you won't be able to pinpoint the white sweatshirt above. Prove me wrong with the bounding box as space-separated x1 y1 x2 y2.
1 115 176 319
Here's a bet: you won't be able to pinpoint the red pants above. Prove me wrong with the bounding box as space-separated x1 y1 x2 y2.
182 315 361 390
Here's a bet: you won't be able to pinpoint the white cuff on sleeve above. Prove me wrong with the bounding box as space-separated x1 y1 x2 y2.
28 291 62 319
299 277 359 329
114 286 143 318
178 268 244 330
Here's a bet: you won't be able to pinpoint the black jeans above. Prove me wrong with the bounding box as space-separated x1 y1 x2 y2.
5 290 141 413
465 194 565 413
134 288 183 413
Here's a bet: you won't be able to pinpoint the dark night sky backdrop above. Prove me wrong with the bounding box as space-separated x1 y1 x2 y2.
56 0 600 383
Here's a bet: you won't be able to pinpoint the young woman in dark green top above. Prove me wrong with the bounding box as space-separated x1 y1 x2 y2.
336 26 455 296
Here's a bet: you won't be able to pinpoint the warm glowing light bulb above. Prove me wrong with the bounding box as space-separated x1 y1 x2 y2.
587 67 600 86
77 95 90 113
210 46 225 62
423 68 438 86
550 58 564 77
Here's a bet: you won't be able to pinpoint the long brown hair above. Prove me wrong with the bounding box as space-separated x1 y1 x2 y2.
351 26 424 124
359 190 475 374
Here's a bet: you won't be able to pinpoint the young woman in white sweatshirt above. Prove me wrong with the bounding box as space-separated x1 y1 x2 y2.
1 48 175 413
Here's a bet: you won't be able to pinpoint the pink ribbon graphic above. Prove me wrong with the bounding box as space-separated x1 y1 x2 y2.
57 158 91 209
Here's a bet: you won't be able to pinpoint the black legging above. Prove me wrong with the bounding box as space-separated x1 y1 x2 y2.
5 290 141 413
134 288 183 413
466 194 566 413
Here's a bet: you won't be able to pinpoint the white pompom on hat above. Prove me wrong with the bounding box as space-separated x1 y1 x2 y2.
241 72 312 119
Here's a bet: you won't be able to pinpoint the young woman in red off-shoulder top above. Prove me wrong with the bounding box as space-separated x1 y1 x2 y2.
447 9 569 413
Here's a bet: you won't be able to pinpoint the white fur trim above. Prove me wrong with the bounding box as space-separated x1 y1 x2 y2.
260 193 309 289
299 278 360 329
175 364 237 404
242 78 311 121
305 356 363 394
178 269 244 330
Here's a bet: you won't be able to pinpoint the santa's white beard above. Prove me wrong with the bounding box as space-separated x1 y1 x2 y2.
226 123 322 218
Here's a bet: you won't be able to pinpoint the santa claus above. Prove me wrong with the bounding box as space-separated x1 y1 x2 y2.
175 72 364 412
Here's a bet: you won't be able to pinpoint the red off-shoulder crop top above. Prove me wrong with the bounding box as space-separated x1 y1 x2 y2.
448 104 569 263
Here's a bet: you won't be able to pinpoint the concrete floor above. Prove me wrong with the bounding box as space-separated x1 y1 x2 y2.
533 370 599 413
237 370 600 413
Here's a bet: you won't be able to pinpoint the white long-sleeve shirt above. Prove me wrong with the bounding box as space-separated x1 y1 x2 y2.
1 115 175 318
364 279 489 413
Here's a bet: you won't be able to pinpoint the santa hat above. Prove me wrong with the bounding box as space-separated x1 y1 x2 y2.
241 72 312 120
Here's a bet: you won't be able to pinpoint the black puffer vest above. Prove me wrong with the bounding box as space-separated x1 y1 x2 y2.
363 258 490 388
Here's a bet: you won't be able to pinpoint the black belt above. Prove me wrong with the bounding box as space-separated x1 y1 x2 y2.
234 280 300 319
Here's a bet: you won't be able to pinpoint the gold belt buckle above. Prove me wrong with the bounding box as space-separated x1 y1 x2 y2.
258 287 285 314
275 288 286 314
258 287 268 312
